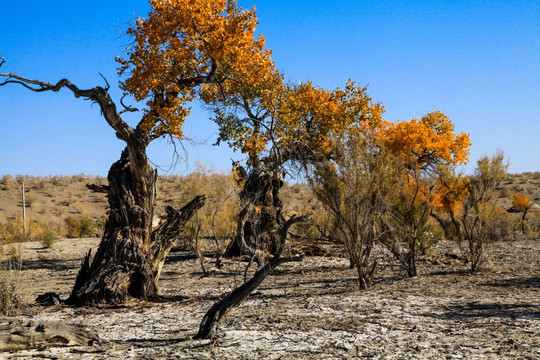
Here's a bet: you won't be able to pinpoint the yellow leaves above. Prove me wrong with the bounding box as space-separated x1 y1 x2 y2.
430 175 469 213
118 0 275 140
379 111 471 168
275 80 384 159
512 193 531 211
378 112 472 216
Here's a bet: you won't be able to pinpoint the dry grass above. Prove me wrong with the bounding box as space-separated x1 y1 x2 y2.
0 172 538 245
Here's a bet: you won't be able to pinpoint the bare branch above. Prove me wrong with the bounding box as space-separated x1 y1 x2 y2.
0 70 135 143
98 73 110 91
119 94 139 115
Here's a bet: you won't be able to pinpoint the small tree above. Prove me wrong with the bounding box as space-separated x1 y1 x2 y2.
512 193 531 234
434 152 509 272
196 80 384 338
379 111 471 277
309 129 396 289
0 0 273 305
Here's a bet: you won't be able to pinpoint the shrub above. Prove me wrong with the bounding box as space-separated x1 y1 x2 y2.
40 229 57 248
24 192 37 207
79 216 95 237
499 186 512 198
0 248 23 315
181 165 239 273
435 152 509 272
64 217 81 238
64 216 95 238
309 134 397 288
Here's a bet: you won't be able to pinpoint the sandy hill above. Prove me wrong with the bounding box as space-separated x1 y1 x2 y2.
0 172 538 241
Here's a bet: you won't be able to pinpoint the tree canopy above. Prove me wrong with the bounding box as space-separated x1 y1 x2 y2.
117 0 276 140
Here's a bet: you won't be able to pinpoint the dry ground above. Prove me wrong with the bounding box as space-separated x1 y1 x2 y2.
1 235 539 359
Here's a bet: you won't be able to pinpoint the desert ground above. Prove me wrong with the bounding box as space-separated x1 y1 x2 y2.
0 173 539 359
1 234 539 359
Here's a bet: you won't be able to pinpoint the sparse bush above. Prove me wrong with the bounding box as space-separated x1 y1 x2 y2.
0 218 63 244
435 152 510 272
64 216 95 238
40 229 57 248
0 175 16 190
512 193 532 234
182 163 239 273
382 168 436 277
24 192 37 207
0 247 23 315
64 217 80 238
0 219 26 243
79 216 95 237
72 201 86 214
499 186 512 198
309 134 396 289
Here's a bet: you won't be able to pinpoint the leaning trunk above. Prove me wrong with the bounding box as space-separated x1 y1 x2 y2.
521 209 528 235
195 161 306 339
195 258 276 339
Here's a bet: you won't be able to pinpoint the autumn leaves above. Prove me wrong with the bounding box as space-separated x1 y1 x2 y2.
117 0 473 209
118 0 273 140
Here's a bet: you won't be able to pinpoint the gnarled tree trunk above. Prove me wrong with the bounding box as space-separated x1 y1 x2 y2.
68 148 206 306
226 162 285 262
68 148 157 305
0 64 209 307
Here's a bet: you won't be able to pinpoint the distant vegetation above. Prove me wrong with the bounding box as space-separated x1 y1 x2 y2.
1 170 538 250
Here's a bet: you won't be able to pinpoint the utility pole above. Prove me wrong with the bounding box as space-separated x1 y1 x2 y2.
22 180 26 237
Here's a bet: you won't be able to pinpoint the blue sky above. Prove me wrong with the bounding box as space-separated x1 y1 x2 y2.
1 0 539 176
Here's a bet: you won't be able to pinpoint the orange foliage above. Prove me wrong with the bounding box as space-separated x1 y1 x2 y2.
431 175 469 213
276 80 385 158
512 193 531 211
379 111 471 168
379 112 471 214
117 0 275 139
402 173 430 206
210 78 385 166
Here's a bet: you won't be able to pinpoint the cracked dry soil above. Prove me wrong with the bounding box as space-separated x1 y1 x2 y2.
3 236 540 359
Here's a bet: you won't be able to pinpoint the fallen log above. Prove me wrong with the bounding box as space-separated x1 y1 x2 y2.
0 317 98 351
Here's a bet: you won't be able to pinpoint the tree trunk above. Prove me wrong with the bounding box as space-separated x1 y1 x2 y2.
0 71 207 307
68 149 205 306
150 194 206 281
0 317 98 351
521 209 528 235
225 163 284 260
195 254 302 340
195 214 306 340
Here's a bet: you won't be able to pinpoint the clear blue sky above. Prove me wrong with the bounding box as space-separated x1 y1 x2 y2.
1 0 539 176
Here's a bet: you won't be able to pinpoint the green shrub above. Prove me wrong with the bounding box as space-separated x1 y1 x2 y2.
64 216 96 238
79 216 95 237
41 229 56 248
64 217 81 238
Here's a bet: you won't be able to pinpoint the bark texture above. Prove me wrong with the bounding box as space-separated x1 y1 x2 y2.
0 317 98 351
0 64 209 306
195 214 306 340
68 150 205 305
